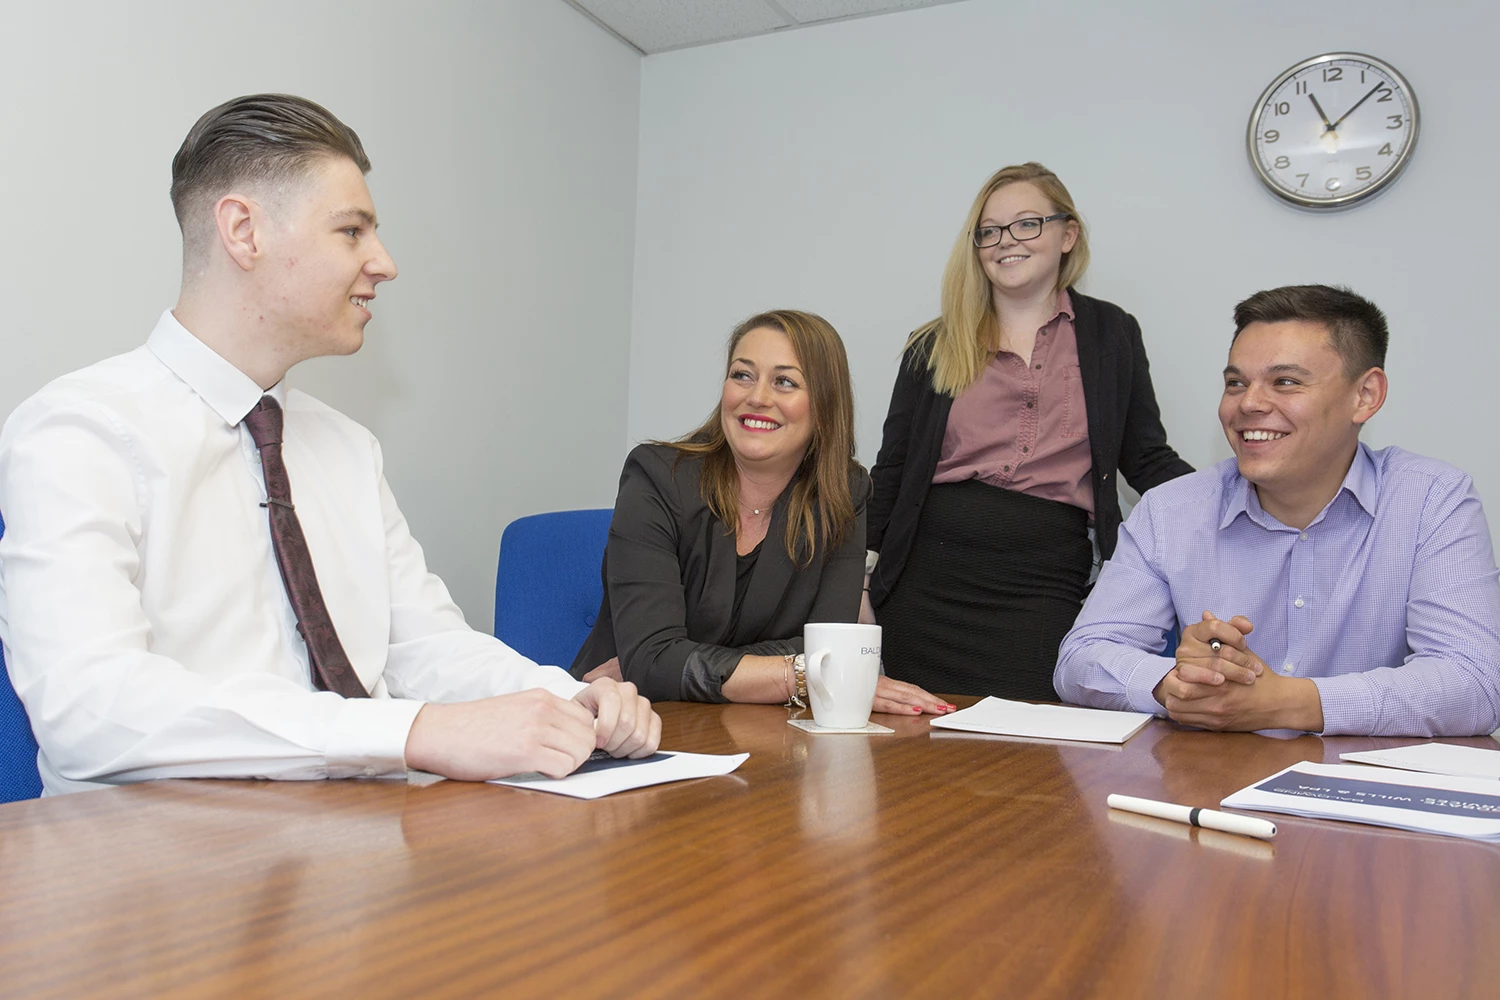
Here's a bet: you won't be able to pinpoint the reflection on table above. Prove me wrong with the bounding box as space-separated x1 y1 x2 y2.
1 699 1497 998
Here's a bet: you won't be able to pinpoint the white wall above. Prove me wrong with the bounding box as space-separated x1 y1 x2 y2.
0 0 640 628
629 0 1500 540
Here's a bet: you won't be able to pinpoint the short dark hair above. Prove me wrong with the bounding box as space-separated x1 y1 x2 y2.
1232 285 1388 380
170 94 369 256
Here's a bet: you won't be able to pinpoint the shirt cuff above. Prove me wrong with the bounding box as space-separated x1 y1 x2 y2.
1124 653 1176 716
545 674 589 700
1309 673 1374 735
325 696 426 778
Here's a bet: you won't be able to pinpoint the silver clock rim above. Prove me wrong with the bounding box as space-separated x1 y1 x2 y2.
1245 51 1421 210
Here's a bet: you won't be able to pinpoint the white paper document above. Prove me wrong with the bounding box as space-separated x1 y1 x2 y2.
928 697 1152 744
1338 742 1500 780
1221 761 1500 841
490 750 749 800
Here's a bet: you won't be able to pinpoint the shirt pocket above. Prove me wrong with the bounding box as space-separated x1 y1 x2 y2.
1060 364 1088 441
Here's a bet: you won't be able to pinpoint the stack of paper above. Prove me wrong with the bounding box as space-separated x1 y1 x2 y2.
490 750 748 800
929 697 1153 744
1338 742 1500 780
1221 761 1500 841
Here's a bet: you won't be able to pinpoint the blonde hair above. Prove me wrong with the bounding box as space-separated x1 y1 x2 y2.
909 162 1090 396
664 310 859 568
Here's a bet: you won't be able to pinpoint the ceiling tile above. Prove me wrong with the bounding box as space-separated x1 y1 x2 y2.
572 0 791 53
775 0 955 24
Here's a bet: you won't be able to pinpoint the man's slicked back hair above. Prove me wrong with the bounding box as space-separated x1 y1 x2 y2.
1232 284 1389 381
170 94 370 260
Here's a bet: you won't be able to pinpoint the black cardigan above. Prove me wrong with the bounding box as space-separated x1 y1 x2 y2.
867 290 1192 606
571 444 871 702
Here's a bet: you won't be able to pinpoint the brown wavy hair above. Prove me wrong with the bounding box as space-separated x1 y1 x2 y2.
664 310 859 567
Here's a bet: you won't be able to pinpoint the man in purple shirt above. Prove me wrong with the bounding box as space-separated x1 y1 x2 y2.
1054 285 1500 736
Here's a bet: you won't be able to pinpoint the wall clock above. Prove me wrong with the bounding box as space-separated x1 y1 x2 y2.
1247 52 1419 209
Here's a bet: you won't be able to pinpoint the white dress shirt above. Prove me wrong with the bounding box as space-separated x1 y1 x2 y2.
0 311 583 794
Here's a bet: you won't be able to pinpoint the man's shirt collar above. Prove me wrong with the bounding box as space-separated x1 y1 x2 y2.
1220 442 1378 531
146 310 285 426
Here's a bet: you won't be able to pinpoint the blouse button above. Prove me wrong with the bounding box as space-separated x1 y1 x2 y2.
1025 402 1034 409
1021 446 1029 453
1003 465 1011 472
1034 363 1043 370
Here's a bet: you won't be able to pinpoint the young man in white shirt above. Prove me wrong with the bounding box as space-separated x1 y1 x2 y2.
0 93 659 794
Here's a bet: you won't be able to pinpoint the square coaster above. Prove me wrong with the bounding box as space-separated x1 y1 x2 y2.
787 719 895 735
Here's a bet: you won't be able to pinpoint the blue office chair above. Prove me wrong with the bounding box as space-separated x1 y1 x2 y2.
493 508 613 670
0 513 44 802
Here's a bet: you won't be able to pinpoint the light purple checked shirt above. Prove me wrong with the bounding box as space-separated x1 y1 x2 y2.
1054 444 1500 736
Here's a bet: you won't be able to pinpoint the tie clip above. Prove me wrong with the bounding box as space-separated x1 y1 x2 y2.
260 498 296 510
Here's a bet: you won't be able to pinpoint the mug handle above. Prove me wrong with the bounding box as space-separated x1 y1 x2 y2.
805 648 833 704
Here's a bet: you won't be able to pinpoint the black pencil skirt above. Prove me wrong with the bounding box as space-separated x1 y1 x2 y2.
875 479 1092 700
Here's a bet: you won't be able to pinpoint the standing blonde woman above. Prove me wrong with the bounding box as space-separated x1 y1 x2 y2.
866 163 1192 699
576 310 949 715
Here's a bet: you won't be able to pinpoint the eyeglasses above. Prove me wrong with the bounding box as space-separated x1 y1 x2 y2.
972 213 1072 249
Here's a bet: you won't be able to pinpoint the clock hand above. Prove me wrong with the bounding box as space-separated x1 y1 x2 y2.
1329 81 1386 132
1308 93 1335 134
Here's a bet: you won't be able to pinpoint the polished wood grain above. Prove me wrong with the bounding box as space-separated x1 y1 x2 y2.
2 700 1498 999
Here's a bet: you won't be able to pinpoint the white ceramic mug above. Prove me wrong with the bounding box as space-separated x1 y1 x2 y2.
803 622 881 729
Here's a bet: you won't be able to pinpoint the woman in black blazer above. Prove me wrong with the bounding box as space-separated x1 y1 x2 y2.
574 309 950 716
867 163 1192 700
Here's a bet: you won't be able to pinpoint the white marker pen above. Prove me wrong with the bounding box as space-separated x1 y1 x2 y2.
1107 794 1277 841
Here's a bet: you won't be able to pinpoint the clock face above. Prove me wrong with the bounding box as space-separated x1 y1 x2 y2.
1247 53 1419 208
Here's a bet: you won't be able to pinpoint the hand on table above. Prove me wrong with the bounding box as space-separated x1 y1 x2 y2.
1155 612 1323 732
573 677 662 759
405 689 598 781
872 675 955 716
1170 611 1265 690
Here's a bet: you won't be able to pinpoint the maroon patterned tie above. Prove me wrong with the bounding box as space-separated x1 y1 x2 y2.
243 396 369 698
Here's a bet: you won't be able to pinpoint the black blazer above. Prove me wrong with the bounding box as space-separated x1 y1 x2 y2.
867 290 1192 606
571 444 871 703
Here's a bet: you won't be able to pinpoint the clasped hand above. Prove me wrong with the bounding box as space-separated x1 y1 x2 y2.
405 677 662 782
1153 611 1322 732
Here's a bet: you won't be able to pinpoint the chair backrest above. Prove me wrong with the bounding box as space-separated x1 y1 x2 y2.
493 508 613 670
0 513 44 802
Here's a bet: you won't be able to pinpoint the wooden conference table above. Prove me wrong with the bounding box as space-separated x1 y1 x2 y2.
2 700 1498 999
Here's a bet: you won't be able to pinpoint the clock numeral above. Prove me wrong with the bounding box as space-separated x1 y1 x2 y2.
1356 166 1373 181
1295 80 1308 95
1325 177 1342 192
1376 86 1393 103
1378 143 1393 156
1274 101 1290 116
1273 155 1291 169
1386 115 1404 130
1295 173 1309 188
1360 70 1366 83
1263 129 1280 143
1323 66 1343 82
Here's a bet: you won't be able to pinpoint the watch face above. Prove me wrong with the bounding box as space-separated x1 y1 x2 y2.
1247 53 1419 208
